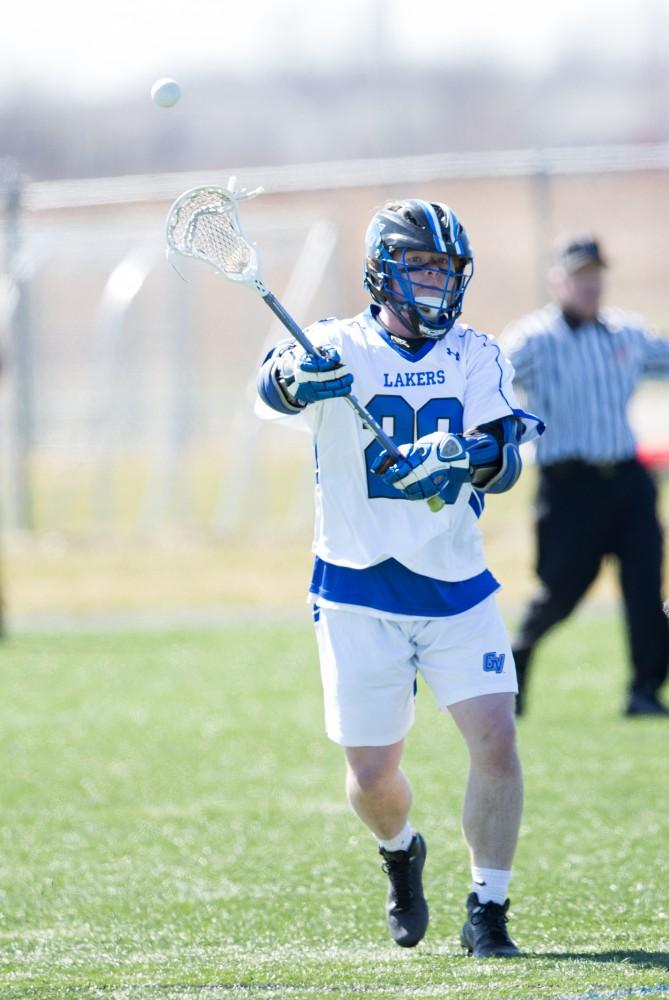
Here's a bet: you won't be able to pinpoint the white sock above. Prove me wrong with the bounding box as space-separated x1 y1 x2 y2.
377 822 414 853
471 866 511 905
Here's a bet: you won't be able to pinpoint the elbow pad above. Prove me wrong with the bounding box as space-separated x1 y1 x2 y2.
462 415 523 494
257 340 305 415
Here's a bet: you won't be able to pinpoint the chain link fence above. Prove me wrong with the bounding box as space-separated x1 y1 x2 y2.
1 144 668 541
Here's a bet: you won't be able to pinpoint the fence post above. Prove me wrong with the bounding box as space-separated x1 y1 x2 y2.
530 153 552 305
2 160 34 533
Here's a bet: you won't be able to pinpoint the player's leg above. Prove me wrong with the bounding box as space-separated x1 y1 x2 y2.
513 464 607 713
449 692 522 957
313 606 428 946
612 462 669 715
415 596 521 956
449 693 522 871
344 741 410 840
345 740 428 948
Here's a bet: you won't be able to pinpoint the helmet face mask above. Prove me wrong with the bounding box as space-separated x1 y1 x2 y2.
363 199 474 339
387 249 473 334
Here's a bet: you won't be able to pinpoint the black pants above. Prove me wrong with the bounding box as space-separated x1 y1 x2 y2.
513 459 669 700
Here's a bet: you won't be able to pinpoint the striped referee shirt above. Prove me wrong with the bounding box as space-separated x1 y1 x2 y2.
503 304 669 466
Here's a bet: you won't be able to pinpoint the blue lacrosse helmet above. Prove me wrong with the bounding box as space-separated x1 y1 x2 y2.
363 199 474 339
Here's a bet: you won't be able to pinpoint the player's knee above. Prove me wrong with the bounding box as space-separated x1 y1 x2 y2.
473 714 519 775
346 752 400 795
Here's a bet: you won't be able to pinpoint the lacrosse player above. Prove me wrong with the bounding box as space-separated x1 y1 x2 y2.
256 200 543 957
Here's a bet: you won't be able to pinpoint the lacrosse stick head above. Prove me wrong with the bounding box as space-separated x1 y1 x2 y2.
165 184 262 283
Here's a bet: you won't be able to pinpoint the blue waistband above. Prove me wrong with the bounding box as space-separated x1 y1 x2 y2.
309 557 499 617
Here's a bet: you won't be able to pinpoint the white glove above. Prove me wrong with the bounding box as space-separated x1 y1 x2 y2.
373 431 471 504
280 345 353 406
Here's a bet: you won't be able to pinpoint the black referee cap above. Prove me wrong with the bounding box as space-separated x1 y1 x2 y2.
554 235 607 273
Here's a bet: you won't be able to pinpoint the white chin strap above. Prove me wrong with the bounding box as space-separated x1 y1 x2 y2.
390 298 452 340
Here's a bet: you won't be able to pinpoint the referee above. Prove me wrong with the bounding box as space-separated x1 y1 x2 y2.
503 234 669 716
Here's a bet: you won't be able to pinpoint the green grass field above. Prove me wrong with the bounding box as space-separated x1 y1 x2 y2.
1 616 668 999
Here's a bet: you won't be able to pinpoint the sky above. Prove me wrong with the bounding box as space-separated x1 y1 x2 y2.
2 0 665 102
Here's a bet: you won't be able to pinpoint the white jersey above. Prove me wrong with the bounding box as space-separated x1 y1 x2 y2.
255 307 531 582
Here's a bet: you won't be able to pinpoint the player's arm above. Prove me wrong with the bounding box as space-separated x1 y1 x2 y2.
372 415 525 504
639 326 669 378
500 325 535 391
257 339 353 415
463 415 524 493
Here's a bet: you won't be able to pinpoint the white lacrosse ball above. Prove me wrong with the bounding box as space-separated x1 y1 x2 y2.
151 78 181 108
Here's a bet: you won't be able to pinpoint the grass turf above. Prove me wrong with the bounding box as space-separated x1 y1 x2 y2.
0 617 668 999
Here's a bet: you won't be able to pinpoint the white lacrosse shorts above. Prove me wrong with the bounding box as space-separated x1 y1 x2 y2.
313 595 517 747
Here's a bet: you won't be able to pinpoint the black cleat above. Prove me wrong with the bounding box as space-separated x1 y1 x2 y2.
624 692 669 717
460 892 520 957
379 833 429 948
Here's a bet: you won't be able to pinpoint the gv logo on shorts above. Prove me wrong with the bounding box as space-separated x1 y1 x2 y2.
483 652 506 674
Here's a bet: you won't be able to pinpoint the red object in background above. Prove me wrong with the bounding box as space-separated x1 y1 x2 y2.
637 443 669 472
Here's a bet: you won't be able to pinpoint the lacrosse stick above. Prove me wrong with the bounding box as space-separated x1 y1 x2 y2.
164 178 444 512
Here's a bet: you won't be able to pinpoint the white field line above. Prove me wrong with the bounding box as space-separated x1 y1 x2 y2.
5 982 669 999
545 986 669 1000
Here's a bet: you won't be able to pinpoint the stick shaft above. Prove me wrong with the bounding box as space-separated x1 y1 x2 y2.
258 285 443 513
260 287 402 460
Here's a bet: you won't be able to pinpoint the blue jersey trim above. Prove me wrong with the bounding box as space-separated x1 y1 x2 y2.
468 490 485 518
512 406 546 442
309 557 499 617
459 327 515 412
376 327 438 363
369 306 438 363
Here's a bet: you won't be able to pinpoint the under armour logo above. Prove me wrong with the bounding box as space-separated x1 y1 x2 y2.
445 347 461 361
483 652 506 674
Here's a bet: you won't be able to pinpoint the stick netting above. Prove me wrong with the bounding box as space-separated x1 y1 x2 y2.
167 188 257 278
